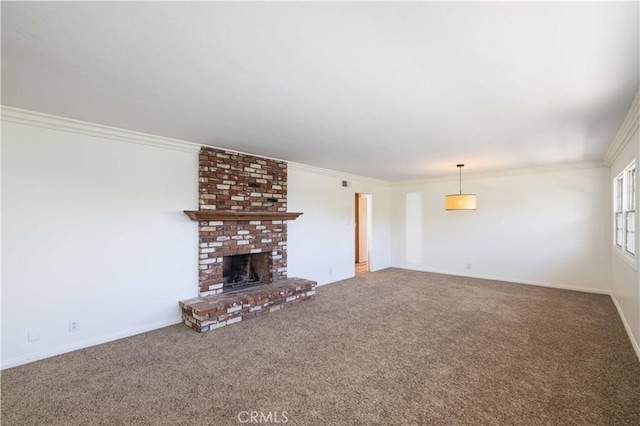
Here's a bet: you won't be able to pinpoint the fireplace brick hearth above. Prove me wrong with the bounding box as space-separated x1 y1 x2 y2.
179 147 316 333
180 278 316 333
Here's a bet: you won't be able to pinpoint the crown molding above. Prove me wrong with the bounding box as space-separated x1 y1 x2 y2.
288 162 391 186
391 160 607 186
0 106 393 186
604 90 640 166
1 105 616 186
1 106 395 185
1 106 201 153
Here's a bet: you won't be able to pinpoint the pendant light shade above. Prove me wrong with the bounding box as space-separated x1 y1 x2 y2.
445 164 477 210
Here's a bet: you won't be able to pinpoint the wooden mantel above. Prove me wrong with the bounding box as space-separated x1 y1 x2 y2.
184 210 303 222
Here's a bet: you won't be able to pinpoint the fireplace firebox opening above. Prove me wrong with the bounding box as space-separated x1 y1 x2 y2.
222 253 271 292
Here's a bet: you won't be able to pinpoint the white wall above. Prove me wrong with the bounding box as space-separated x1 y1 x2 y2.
287 164 391 286
4 99 637 367
606 91 640 360
391 165 611 293
1 115 200 369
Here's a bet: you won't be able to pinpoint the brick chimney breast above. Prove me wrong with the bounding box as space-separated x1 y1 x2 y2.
196 147 289 296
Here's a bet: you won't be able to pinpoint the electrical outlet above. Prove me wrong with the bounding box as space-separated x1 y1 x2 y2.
69 320 80 332
466 263 471 270
329 268 333 275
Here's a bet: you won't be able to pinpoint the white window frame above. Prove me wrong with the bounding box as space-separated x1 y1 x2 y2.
614 161 636 261
615 174 624 248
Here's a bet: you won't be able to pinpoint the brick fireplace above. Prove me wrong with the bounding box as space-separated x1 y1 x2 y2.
179 147 316 332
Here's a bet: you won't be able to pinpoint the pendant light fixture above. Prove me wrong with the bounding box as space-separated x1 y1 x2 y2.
445 164 477 210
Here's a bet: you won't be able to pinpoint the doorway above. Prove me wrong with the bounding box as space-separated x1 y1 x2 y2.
355 193 371 275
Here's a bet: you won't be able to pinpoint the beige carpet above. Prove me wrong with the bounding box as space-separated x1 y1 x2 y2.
2 268 639 425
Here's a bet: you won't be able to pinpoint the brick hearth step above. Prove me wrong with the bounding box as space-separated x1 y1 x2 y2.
179 278 317 333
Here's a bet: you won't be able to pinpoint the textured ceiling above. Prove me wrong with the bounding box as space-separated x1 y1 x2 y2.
2 2 638 180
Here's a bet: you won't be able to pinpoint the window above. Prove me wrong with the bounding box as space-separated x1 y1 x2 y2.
626 166 636 254
615 174 624 248
614 161 636 256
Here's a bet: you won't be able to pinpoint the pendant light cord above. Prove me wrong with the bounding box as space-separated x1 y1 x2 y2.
457 164 464 194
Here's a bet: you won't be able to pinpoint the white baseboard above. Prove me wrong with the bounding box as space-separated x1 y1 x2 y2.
610 294 640 362
393 264 611 295
1 317 183 370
